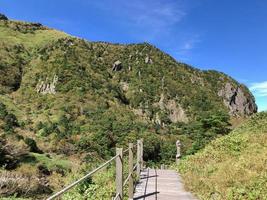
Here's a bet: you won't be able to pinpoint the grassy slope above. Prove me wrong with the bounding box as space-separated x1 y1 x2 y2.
178 112 267 200
0 20 68 94
0 20 68 49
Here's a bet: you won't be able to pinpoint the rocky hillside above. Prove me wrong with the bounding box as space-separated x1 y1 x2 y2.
0 16 257 117
0 15 258 199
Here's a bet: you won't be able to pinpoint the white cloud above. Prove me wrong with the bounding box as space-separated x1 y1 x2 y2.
250 81 267 97
181 37 200 51
126 0 186 27
84 0 201 61
86 0 187 41
174 35 201 61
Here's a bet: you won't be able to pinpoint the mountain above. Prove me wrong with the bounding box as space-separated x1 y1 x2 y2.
178 112 267 200
0 15 258 198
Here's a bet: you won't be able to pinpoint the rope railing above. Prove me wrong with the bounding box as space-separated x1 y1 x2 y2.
113 193 121 200
47 155 119 200
123 147 131 154
123 172 132 187
123 143 137 154
46 139 144 200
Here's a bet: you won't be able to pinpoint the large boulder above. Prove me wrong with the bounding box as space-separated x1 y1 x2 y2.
218 82 257 116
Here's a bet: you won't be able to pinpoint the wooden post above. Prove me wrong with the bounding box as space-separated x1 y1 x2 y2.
128 143 134 200
116 148 123 200
137 140 141 177
176 140 181 164
140 138 144 170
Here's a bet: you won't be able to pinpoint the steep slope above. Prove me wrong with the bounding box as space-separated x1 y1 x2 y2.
0 16 257 119
0 14 258 165
0 15 67 93
178 112 267 200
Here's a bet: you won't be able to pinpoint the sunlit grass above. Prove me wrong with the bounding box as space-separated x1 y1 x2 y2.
177 112 267 200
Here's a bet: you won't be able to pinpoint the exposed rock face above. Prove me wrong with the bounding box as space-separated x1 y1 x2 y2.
218 83 257 116
157 93 188 123
145 56 153 64
36 75 58 95
158 93 165 110
155 112 162 125
166 100 189 123
112 60 122 71
132 108 150 121
0 14 8 21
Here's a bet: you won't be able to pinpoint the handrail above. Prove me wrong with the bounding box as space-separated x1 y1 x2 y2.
123 143 137 154
123 173 132 187
113 193 121 200
47 155 119 200
133 163 138 171
46 139 144 200
113 140 143 200
123 147 131 154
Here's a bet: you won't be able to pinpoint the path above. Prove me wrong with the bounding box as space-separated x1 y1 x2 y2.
133 168 197 200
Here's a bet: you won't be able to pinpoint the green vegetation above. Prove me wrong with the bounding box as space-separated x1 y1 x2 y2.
30 152 72 171
0 15 258 199
0 102 19 133
61 166 116 200
178 112 267 200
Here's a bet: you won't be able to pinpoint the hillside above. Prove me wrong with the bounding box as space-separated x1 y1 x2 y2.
178 112 267 200
0 14 258 198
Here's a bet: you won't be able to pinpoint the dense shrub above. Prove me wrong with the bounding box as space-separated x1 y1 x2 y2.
0 102 18 133
24 138 42 153
178 111 231 155
0 102 8 118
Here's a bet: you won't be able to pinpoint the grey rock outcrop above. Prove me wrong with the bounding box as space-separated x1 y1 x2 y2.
218 83 257 116
112 60 122 71
166 100 189 123
157 93 188 123
36 75 58 95
145 56 153 64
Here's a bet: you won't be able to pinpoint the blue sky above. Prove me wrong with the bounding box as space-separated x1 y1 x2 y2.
1 0 266 111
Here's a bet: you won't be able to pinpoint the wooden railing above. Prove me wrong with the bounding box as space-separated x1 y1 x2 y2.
47 139 144 200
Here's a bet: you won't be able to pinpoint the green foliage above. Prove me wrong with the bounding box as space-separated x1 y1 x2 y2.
4 114 18 131
0 102 8 117
61 167 116 200
177 111 231 155
0 13 8 20
177 112 267 200
24 137 42 153
0 16 259 199
30 152 71 172
0 102 19 133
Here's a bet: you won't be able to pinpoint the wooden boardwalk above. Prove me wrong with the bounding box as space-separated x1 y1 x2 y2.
133 168 197 200
47 140 194 200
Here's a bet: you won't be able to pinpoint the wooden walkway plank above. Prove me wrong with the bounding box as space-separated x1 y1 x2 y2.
133 169 197 200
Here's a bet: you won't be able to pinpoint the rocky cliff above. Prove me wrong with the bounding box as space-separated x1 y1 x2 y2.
218 82 257 116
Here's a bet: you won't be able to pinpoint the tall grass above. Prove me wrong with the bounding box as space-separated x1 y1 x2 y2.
177 112 267 200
